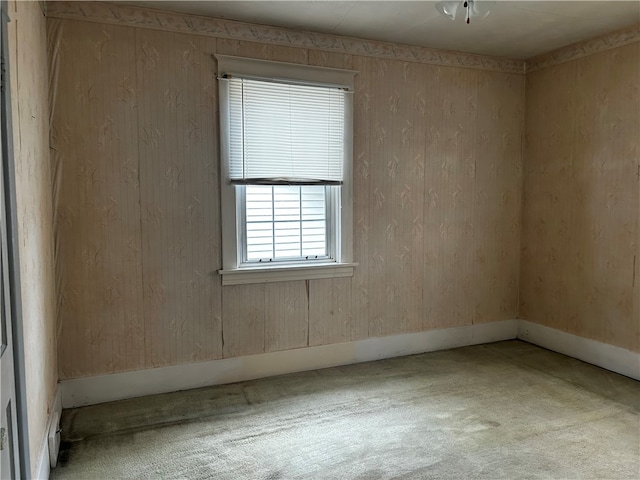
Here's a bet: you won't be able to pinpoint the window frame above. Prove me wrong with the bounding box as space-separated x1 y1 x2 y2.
240 184 334 265
216 55 357 286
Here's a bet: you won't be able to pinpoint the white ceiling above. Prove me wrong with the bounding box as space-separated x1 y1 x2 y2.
119 1 640 59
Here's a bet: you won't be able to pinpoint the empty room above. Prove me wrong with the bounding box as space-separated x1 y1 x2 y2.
1 0 639 479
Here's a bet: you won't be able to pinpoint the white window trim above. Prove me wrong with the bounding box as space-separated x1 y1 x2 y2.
239 184 335 266
219 262 358 286
217 55 357 286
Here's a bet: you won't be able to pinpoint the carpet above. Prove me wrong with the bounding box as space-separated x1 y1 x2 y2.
52 341 640 479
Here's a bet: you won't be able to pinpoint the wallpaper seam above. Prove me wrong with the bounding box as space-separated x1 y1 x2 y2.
133 27 147 369
47 18 64 343
515 83 525 319
13 20 22 148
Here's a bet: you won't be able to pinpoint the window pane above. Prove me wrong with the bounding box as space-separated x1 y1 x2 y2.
302 220 326 257
301 186 325 221
274 222 301 258
246 186 273 222
273 186 300 221
244 185 328 262
246 222 273 260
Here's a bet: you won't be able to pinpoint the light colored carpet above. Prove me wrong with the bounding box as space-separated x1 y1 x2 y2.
53 341 640 479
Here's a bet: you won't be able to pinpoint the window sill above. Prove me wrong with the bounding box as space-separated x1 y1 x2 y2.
218 262 357 286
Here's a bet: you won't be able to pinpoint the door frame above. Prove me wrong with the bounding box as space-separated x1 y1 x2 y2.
1 0 31 477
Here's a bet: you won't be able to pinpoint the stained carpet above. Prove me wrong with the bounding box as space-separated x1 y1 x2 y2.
52 341 640 479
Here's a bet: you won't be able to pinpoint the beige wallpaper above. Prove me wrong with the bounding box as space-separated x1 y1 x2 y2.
7 0 58 476
521 42 640 353
50 13 524 379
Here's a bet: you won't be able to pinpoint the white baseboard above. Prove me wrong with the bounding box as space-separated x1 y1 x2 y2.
34 386 62 480
59 319 639 409
34 423 50 480
61 319 518 408
518 320 640 381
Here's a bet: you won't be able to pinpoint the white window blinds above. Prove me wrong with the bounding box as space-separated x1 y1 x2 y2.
226 77 345 185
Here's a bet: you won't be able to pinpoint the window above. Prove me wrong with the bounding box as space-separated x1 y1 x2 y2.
217 55 356 285
244 185 329 263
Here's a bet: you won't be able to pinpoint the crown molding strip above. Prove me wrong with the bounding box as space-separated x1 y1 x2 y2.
46 1 525 75
526 23 640 73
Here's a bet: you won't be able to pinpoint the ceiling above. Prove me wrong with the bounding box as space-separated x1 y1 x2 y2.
119 1 640 59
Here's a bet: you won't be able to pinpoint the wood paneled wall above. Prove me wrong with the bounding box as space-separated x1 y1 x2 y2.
8 1 58 475
521 42 640 352
51 17 524 380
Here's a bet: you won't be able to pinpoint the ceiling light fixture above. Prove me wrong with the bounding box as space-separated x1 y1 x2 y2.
435 1 492 24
